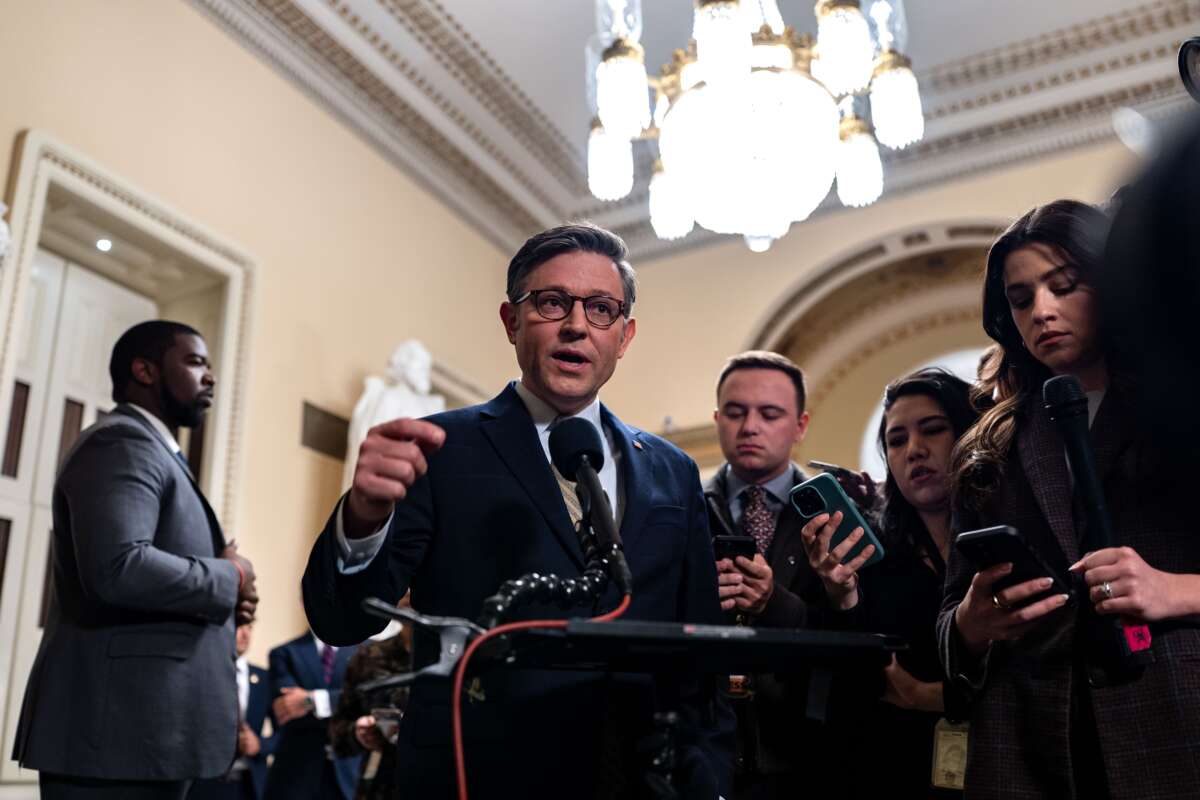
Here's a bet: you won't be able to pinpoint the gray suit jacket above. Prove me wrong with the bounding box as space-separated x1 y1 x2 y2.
12 404 242 780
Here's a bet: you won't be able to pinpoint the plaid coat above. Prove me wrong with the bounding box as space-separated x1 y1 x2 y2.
936 386 1200 799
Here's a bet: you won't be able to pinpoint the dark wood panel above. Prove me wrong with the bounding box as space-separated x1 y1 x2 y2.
39 537 52 628
56 398 85 471
0 518 11 612
302 402 349 461
2 381 31 478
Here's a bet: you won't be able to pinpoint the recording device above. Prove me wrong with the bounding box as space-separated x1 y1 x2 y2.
712 535 757 561
806 459 857 481
1043 375 1153 677
789 473 885 568
955 526 1070 608
548 418 634 597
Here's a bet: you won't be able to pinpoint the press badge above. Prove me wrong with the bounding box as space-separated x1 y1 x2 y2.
931 718 968 790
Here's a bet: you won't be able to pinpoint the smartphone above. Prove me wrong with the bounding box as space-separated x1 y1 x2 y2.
789 473 885 568
806 460 858 481
713 535 757 561
954 526 1071 606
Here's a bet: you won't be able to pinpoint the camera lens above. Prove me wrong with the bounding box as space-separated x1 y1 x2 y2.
795 487 825 517
1179 38 1200 103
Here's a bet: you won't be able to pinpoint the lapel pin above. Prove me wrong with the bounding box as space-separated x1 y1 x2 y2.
633 440 644 451
250 674 259 684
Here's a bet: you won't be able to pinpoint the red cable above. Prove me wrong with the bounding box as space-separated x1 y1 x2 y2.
452 593 633 800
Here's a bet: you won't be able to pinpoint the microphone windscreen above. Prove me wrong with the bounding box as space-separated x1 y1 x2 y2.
549 417 605 477
1043 374 1087 408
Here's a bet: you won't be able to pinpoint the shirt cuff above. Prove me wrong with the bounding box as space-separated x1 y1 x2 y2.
335 495 391 575
311 689 332 719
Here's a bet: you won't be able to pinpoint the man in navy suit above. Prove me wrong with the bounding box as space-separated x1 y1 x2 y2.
302 223 732 798
262 633 360 800
189 624 274 800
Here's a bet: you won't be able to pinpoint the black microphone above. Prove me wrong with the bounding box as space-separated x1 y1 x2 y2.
549 418 633 596
1043 376 1153 675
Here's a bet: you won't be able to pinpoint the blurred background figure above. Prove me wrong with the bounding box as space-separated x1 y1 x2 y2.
342 341 445 492
263 632 360 800
190 624 275 800
329 595 413 800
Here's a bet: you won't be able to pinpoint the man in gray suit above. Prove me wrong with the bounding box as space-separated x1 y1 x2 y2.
12 320 258 800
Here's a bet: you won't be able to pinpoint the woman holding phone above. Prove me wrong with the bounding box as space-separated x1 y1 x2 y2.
839 368 978 798
937 199 1200 799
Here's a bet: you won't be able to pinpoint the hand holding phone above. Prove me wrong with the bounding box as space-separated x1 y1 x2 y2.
952 526 1072 655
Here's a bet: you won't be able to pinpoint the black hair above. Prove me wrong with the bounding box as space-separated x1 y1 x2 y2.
109 320 201 402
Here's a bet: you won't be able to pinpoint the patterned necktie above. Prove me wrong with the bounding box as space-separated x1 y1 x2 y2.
553 464 585 529
741 485 775 556
321 644 336 685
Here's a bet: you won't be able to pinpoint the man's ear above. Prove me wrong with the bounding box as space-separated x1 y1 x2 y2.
129 356 158 388
499 302 519 344
795 411 812 444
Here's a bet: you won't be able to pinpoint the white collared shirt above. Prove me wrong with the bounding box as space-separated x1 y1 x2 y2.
336 381 623 574
127 403 182 454
236 656 250 717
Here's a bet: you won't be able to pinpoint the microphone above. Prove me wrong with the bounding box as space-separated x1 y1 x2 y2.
549 418 633 596
1043 376 1153 676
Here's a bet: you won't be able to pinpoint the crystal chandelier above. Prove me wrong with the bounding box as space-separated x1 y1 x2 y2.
585 0 925 251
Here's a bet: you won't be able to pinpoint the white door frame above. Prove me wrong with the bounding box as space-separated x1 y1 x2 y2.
0 129 256 529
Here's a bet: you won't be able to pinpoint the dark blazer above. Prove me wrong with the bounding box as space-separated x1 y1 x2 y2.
188 662 275 800
263 633 361 800
936 388 1200 799
13 404 240 780
302 383 733 799
245 663 274 798
704 463 859 777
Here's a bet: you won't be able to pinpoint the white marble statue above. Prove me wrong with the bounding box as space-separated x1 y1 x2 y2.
343 340 445 491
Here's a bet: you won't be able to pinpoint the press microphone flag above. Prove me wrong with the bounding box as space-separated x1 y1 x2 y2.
1043 375 1153 670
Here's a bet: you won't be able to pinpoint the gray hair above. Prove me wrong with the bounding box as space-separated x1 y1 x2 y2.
505 222 637 317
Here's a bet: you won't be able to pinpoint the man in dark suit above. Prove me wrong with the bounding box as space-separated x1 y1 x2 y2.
262 632 360 800
13 320 258 799
705 351 867 800
302 223 732 798
190 624 275 800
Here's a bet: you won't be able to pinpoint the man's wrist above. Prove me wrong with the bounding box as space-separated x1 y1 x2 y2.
344 492 389 539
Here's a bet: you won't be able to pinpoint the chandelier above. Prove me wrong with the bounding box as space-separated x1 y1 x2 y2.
585 0 925 252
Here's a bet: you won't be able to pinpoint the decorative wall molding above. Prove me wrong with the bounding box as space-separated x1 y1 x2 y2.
191 0 1198 262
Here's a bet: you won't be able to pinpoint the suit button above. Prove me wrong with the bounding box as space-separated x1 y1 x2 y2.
787 556 797 566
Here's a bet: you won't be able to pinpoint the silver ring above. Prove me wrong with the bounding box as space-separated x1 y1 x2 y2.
991 594 1009 611
1101 581 1114 600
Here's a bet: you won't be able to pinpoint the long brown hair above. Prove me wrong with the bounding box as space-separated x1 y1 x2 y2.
951 200 1110 509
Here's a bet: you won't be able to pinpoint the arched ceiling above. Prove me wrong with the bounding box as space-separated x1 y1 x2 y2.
190 0 1197 258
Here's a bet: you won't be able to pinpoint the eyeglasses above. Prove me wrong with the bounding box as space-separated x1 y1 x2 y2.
512 289 627 329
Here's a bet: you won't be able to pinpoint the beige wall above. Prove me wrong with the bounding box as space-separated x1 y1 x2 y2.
0 0 516 662
609 140 1138 435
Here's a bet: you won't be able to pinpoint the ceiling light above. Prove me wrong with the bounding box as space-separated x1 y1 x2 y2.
95 238 113 253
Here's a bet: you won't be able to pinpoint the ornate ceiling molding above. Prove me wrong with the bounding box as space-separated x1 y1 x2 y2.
193 0 1198 261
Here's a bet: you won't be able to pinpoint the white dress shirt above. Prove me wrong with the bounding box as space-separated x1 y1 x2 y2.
335 380 623 574
127 403 182 454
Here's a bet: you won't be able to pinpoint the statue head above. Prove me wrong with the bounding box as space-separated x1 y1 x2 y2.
386 340 433 394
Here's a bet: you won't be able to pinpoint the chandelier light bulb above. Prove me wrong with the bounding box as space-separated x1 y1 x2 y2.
587 121 635 201
744 234 774 252
870 52 924 149
649 161 695 240
596 38 651 139
836 117 883 207
693 0 751 87
813 0 875 97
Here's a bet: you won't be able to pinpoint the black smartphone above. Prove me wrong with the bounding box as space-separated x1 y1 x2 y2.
954 525 1071 606
713 535 757 561
806 459 858 481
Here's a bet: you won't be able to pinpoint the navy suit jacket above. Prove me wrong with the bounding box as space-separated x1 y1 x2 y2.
263 634 361 800
302 384 733 798
245 663 273 798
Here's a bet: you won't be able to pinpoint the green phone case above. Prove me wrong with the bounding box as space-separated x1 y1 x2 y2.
789 472 886 567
